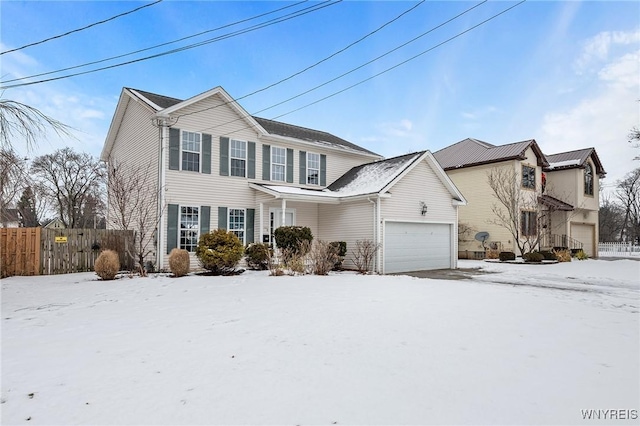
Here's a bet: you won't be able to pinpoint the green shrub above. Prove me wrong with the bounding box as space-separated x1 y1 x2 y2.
245 243 271 270
273 226 313 257
330 241 347 270
553 249 572 262
574 250 589 260
537 251 557 261
95 249 120 280
169 248 190 277
499 251 516 262
523 252 544 262
196 229 244 275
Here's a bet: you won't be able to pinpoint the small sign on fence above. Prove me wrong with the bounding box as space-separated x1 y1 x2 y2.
54 236 68 243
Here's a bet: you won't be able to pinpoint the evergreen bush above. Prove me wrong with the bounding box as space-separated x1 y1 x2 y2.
196 229 243 275
523 252 544 262
95 249 120 280
574 250 589 260
537 251 557 261
273 226 313 257
245 243 271 270
498 251 516 262
169 248 190 277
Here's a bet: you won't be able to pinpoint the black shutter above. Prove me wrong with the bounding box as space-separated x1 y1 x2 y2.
262 144 271 181
200 206 210 235
220 137 229 176
246 208 255 243
202 134 212 174
218 206 228 230
299 151 307 184
320 154 327 186
286 148 294 183
247 141 256 179
167 204 179 254
169 128 180 170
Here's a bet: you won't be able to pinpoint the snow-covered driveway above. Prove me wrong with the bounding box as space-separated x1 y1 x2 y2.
2 259 638 425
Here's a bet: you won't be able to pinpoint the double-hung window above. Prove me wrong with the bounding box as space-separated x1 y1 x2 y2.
584 163 594 196
522 165 535 190
271 147 286 182
230 139 247 177
182 131 201 172
180 206 199 252
229 209 245 244
520 210 537 236
307 152 320 185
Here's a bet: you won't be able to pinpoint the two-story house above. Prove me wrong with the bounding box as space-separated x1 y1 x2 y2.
102 86 466 273
433 138 605 258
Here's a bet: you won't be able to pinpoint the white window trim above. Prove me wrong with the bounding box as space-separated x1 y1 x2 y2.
180 130 202 173
228 207 247 245
229 139 247 178
179 205 200 252
271 146 287 182
306 152 320 186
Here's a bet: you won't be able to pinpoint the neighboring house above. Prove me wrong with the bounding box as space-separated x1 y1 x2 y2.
42 218 66 230
433 138 605 258
102 86 466 273
0 208 21 228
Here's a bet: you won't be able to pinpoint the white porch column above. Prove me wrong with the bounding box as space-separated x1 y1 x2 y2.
281 198 287 226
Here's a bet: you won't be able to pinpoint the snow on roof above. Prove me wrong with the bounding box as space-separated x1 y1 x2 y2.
547 159 581 169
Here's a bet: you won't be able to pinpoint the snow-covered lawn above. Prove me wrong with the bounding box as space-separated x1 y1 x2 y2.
2 259 638 425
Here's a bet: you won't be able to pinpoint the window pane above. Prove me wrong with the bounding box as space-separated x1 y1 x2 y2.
522 165 535 189
230 140 246 159
272 164 285 181
307 169 319 185
228 209 245 243
182 151 200 172
180 206 199 252
307 153 320 169
231 158 246 177
182 131 200 152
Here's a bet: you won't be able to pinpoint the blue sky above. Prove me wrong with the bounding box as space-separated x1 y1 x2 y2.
1 1 638 190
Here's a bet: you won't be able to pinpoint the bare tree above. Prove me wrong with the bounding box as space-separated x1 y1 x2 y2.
599 191 624 242
487 167 552 256
107 158 160 274
30 148 105 228
616 168 640 244
0 98 74 151
0 149 27 226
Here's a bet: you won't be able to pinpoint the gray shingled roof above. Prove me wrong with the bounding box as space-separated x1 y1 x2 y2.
545 147 606 176
539 195 574 211
433 138 548 170
328 151 424 193
128 88 378 156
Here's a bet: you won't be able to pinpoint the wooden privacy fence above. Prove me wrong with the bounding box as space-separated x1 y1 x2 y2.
1 228 135 277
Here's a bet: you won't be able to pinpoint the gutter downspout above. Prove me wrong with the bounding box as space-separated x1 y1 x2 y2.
156 120 168 271
368 197 376 273
377 194 382 274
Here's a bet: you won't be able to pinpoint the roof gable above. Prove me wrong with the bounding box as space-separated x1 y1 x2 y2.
125 87 378 157
544 147 606 176
434 138 548 171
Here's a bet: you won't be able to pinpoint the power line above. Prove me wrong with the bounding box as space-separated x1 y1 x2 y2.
193 0 488 133
1 0 163 56
0 1 308 84
196 0 525 140
0 1 340 90
177 0 427 119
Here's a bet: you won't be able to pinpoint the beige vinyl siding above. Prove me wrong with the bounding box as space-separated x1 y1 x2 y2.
106 96 160 265
546 168 578 207
380 160 458 268
447 162 516 253
318 200 374 270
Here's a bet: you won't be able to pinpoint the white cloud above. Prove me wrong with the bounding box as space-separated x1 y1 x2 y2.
575 29 640 72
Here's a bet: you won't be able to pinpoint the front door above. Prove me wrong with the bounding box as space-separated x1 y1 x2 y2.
270 208 295 244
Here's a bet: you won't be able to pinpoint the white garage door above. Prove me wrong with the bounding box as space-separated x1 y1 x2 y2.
571 223 595 257
384 222 451 273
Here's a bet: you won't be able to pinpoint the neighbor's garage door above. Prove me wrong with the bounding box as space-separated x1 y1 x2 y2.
384 222 451 273
571 223 595 257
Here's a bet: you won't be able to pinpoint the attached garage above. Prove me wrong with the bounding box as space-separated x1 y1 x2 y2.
571 223 595 257
384 221 452 273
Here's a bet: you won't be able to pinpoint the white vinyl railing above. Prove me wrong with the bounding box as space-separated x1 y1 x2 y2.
598 242 640 257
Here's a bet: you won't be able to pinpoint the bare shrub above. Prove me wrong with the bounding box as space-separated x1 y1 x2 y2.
95 249 120 280
308 240 339 275
553 249 572 262
485 248 500 259
169 248 190 277
352 239 380 274
267 247 285 276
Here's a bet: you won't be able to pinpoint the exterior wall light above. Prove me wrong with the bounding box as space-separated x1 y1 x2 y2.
420 202 428 216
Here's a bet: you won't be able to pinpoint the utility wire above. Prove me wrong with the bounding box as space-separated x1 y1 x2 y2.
0 1 340 90
196 0 526 139
1 0 163 56
1 1 308 84
194 0 487 133
177 0 426 119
